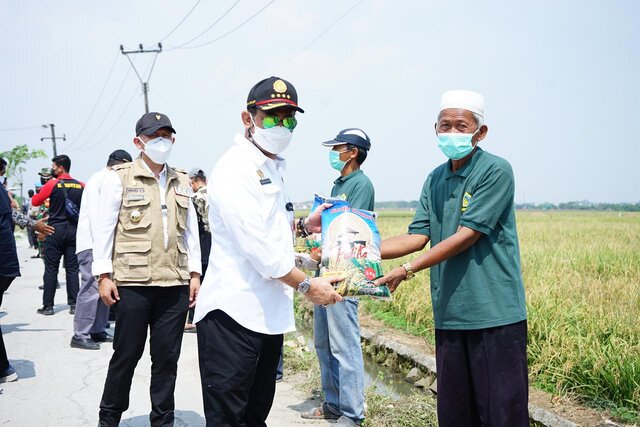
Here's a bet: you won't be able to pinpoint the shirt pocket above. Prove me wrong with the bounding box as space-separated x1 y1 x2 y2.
121 198 152 231
176 236 190 279
113 240 152 282
175 195 190 231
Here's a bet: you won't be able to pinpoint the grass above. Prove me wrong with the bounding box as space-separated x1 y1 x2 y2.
361 210 640 423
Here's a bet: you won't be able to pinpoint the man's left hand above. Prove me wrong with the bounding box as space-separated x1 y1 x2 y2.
373 266 407 293
189 276 201 308
34 220 55 236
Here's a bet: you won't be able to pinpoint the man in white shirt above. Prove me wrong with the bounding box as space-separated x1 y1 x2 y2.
70 149 132 350
93 113 201 427
194 76 343 426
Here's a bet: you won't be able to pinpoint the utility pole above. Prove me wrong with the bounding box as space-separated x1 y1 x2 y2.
120 43 162 113
41 123 66 157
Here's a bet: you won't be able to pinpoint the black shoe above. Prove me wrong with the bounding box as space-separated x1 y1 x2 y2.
36 306 54 315
70 337 100 350
38 285 44 290
69 305 75 315
105 322 111 329
90 332 114 343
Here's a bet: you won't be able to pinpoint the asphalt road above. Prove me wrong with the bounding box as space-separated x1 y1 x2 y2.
0 236 327 426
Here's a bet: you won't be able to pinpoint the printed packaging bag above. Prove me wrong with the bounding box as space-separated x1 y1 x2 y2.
294 194 343 255
319 200 390 300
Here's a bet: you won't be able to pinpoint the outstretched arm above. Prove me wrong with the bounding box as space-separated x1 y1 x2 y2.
380 233 430 260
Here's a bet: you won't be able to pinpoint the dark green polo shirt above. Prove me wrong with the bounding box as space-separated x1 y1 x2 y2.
331 169 375 211
408 148 526 330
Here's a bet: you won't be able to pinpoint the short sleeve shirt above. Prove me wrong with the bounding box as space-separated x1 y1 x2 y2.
408 148 527 330
331 170 375 211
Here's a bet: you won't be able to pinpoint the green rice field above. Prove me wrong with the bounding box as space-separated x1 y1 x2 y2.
363 210 640 422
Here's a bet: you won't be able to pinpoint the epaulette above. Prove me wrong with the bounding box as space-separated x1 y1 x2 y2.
173 167 188 175
112 163 133 171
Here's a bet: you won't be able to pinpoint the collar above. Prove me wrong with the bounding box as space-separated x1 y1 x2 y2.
133 156 171 180
56 173 73 181
234 133 287 171
445 147 483 179
334 169 363 185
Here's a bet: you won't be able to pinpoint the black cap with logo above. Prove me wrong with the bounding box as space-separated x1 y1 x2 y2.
135 112 177 136
247 76 304 113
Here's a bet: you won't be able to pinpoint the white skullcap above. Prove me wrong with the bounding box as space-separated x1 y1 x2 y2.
440 90 485 117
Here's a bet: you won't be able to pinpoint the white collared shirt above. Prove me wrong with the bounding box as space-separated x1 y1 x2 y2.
92 159 202 277
193 134 296 335
75 167 109 254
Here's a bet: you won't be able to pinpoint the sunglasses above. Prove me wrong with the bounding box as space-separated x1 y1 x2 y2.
262 115 298 131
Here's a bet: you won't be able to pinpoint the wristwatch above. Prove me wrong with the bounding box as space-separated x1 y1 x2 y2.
94 273 110 282
297 276 311 294
402 262 415 280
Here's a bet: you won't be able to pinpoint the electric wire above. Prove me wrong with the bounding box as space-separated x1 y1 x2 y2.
172 0 275 50
166 0 241 50
273 0 364 73
158 0 203 43
66 51 120 149
0 126 43 133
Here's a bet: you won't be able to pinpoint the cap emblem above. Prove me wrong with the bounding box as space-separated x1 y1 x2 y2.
273 80 287 93
155 114 161 120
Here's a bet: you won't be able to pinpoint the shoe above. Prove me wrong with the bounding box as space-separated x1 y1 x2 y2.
0 365 18 383
36 305 54 315
90 332 114 343
69 305 75 315
30 254 40 259
105 322 111 329
184 324 196 333
70 337 100 350
38 285 43 290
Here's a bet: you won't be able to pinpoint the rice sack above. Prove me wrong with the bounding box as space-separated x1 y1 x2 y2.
319 200 390 300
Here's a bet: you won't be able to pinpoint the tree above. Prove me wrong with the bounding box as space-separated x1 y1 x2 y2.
0 144 47 201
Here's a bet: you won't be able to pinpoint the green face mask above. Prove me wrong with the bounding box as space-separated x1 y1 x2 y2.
329 150 348 171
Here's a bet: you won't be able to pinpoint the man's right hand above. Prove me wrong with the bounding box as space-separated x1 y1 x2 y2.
305 276 344 306
98 277 120 306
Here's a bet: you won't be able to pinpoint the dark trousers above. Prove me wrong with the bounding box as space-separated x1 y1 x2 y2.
42 221 79 307
0 276 16 372
98 285 190 427
435 320 529 427
197 310 283 427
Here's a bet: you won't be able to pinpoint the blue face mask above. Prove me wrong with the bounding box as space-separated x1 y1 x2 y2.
437 129 480 160
329 150 348 171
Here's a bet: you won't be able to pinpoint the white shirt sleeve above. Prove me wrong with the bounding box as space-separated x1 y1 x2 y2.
211 164 295 280
91 170 122 276
184 200 202 275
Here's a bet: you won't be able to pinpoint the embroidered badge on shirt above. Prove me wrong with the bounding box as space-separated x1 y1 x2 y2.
461 192 472 212
256 169 272 185
127 194 145 201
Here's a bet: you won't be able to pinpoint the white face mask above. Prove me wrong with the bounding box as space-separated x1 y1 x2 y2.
139 136 173 165
250 116 293 155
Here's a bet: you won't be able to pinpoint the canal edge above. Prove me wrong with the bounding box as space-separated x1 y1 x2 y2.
359 326 581 427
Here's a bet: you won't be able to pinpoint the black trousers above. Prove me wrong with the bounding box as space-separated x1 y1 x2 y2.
0 276 16 372
197 310 283 427
42 221 79 307
98 285 189 427
435 320 529 427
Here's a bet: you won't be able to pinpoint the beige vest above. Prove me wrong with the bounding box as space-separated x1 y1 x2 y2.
111 158 192 286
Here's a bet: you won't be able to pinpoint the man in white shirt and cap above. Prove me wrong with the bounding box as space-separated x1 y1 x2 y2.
93 112 201 427
375 90 528 426
194 76 343 426
70 149 132 350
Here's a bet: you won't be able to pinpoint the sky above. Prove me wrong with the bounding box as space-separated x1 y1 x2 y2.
1 0 639 204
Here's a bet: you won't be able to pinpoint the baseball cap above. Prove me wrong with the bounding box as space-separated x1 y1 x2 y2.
246 76 304 113
135 112 177 136
108 149 132 163
38 167 52 177
188 167 206 180
322 128 371 151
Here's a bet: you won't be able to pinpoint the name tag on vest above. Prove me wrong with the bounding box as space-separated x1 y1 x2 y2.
174 186 191 197
125 187 145 201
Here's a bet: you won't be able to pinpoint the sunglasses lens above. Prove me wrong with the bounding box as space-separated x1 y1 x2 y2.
282 117 297 131
262 116 279 129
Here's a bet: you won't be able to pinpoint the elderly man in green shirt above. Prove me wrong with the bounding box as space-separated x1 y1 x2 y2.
376 90 528 427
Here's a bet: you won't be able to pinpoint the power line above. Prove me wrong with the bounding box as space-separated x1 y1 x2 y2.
67 51 120 147
166 0 241 50
273 0 364 73
158 0 203 43
173 0 275 50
